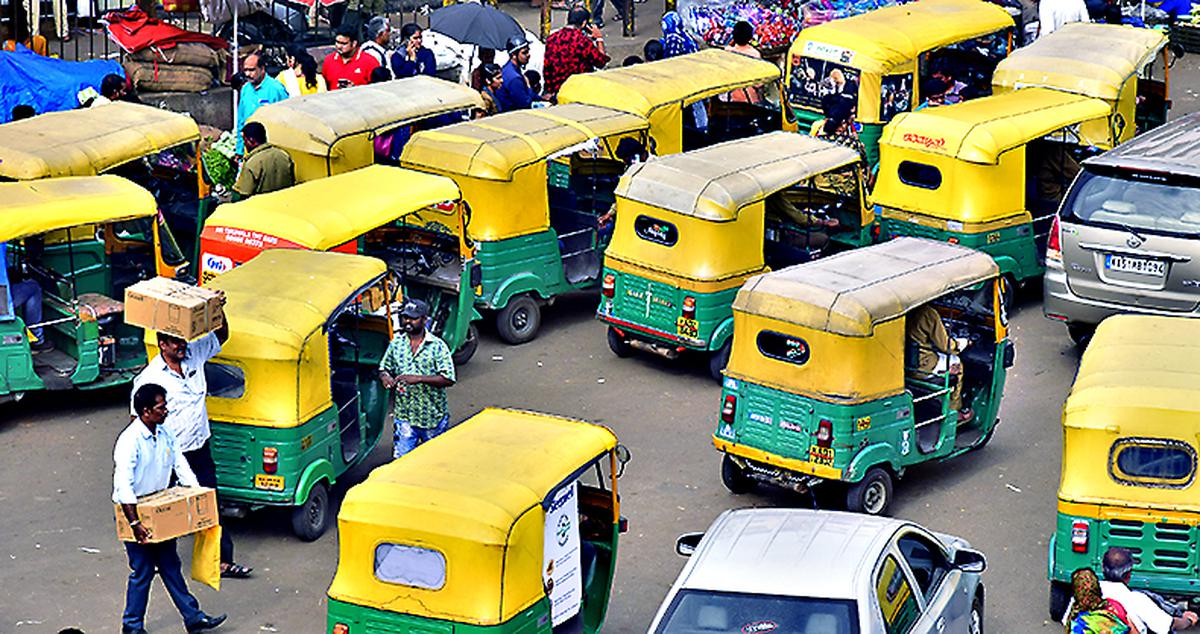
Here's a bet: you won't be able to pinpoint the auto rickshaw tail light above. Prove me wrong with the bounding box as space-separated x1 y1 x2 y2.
682 296 696 320
720 395 737 424
1071 519 1089 553
332 623 350 634
263 447 278 474
816 419 833 448
947 237 960 245
1047 215 1063 263
602 273 615 298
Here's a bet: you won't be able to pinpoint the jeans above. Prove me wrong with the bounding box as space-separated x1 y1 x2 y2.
10 279 43 341
122 539 204 631
589 0 627 22
183 441 234 564
393 414 450 458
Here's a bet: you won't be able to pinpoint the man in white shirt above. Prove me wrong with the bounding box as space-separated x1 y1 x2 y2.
130 296 251 578
361 16 393 77
115 383 227 634
1038 0 1090 37
1100 547 1199 634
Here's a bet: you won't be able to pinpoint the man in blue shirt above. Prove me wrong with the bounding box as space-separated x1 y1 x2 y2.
114 383 227 634
236 52 289 154
495 35 534 112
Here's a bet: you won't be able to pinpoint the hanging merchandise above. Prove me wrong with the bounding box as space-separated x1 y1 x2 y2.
679 0 906 54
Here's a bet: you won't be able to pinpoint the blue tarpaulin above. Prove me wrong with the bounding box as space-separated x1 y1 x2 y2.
0 46 124 123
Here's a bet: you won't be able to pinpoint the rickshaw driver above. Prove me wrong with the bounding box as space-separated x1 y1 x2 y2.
765 191 841 250
906 304 973 423
7 238 51 351
379 298 456 458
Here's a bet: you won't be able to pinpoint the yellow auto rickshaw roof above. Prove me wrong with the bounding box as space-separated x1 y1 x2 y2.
879 87 1111 164
556 49 781 117
400 104 648 181
734 237 998 337
791 0 1014 75
0 102 200 179
1066 315 1200 425
202 165 460 249
992 23 1166 102
615 132 859 221
248 76 484 156
341 408 616 537
206 250 387 361
0 176 158 242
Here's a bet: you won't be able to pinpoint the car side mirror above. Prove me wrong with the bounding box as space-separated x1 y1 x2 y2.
953 548 987 574
676 532 704 557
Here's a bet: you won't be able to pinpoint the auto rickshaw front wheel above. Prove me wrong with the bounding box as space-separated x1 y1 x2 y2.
845 467 892 516
496 295 541 345
721 454 755 494
452 325 479 365
291 481 330 542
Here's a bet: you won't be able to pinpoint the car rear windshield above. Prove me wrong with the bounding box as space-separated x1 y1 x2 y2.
1063 170 1200 238
654 589 859 634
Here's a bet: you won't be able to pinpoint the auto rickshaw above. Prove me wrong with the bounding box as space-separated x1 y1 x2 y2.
0 102 208 268
198 165 481 363
1048 315 1200 620
327 407 630 634
874 88 1114 290
198 249 392 540
785 0 1015 165
249 76 484 182
714 238 1014 515
401 103 651 344
556 49 783 155
0 176 187 402
992 22 1170 144
598 132 871 380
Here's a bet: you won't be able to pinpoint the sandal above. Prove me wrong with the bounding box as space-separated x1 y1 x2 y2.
220 563 253 578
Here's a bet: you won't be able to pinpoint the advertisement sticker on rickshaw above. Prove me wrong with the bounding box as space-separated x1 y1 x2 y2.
742 621 778 633
757 331 810 365
543 482 583 626
856 416 872 431
634 216 678 246
802 41 856 65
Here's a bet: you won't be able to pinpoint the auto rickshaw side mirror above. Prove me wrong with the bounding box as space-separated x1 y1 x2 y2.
619 515 629 534
676 532 704 557
953 548 987 574
614 444 631 478
469 262 482 288
1003 344 1015 369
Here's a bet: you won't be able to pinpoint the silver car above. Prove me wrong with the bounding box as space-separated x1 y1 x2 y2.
648 509 987 634
1044 112 1200 345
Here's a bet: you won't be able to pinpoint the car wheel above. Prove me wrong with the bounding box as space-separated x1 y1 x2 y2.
708 340 731 383
290 481 329 542
451 325 479 365
496 295 541 345
970 593 984 634
721 454 755 494
607 327 633 358
845 467 893 515
1049 580 1071 622
1067 324 1094 348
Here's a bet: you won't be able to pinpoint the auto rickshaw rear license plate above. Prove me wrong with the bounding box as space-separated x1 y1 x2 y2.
809 446 834 466
254 474 284 491
676 317 699 338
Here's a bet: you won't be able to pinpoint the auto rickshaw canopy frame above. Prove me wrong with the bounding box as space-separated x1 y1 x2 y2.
1060 315 1200 513
733 237 998 338
201 165 462 250
329 408 619 625
615 132 861 222
0 102 200 179
0 176 159 242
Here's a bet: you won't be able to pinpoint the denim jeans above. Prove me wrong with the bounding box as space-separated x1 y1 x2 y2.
122 539 204 631
10 279 43 341
393 414 450 458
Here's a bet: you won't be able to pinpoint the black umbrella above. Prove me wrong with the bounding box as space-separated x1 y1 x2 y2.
429 2 524 50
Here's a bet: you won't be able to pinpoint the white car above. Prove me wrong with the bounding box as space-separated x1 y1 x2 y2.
648 508 987 634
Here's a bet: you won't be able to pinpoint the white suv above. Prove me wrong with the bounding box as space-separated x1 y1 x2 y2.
648 508 987 634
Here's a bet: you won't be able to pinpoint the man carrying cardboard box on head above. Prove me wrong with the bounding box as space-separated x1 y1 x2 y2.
129 288 253 580
115 383 228 634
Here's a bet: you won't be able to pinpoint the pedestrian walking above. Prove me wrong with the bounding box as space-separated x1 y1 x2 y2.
323 24 381 90
361 16 393 72
233 122 295 199
495 35 534 112
543 7 609 98
235 52 289 155
130 300 253 580
378 299 456 458
115 383 228 634
1038 0 1090 37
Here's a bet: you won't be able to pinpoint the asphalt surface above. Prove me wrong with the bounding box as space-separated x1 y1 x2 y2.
6 20 1200 634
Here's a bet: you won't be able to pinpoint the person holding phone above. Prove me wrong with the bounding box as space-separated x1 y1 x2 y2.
391 23 436 78
323 24 381 90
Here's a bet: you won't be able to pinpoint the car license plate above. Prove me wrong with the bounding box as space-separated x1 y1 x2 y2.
809 446 834 466
676 317 699 339
1106 254 1166 277
254 474 284 492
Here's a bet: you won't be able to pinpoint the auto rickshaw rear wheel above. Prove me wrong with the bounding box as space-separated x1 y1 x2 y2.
845 467 892 516
291 481 329 542
721 454 755 494
1048 580 1071 622
607 327 633 358
708 341 731 383
1067 324 1094 348
497 295 541 345
452 325 479 365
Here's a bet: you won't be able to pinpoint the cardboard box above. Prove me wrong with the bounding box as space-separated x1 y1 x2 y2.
115 486 218 543
124 277 224 341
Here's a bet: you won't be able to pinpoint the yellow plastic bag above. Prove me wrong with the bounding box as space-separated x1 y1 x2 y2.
191 525 222 591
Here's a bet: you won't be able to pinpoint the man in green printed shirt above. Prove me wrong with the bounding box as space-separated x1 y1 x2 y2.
379 299 456 458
